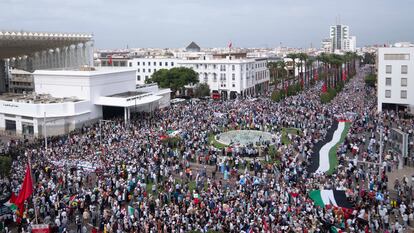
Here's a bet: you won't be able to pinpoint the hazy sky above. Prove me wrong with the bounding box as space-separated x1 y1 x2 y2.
1 0 413 49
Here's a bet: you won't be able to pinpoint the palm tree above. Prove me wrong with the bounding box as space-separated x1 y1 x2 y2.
306 57 315 87
275 60 287 90
286 53 298 84
298 53 308 88
267 62 279 85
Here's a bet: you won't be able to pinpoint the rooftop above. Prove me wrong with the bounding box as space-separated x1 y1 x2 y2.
0 92 80 104
33 66 136 76
108 91 147 98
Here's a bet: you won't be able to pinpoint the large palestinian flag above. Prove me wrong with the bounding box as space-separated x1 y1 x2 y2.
308 120 350 175
309 190 353 209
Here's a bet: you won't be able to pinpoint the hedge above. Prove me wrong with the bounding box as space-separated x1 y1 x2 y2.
0 156 12 176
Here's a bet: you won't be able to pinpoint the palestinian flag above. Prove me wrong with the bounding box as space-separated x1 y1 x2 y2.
3 192 17 211
308 120 350 175
331 226 343 233
309 190 353 209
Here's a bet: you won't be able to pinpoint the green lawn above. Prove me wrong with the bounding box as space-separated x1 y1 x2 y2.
208 134 227 149
281 127 301 145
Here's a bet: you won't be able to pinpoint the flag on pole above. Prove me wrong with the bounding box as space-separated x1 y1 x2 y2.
14 164 34 214
108 55 113 65
322 83 327 93
342 69 346 81
228 41 232 49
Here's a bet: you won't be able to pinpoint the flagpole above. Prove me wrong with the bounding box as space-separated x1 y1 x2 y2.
28 152 39 224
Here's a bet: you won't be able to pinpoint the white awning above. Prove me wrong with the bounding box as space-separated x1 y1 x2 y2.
95 94 163 107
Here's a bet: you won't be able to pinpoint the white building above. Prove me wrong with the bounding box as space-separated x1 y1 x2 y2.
323 24 356 53
377 47 413 112
0 67 170 137
178 53 269 99
127 58 179 84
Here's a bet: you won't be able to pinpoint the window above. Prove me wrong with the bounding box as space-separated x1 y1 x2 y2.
232 65 235 71
137 68 140 72
204 74 208 83
129 62 132 67
154 69 157 72
401 65 408 74
143 62 145 66
385 78 391 86
401 78 407 87
386 65 392 74
147 62 150 66
159 62 162 66
232 74 236 80
171 62 174 66
401 90 407 99
154 62 156 66
213 74 217 82
145 75 148 80
137 62 140 66
220 65 226 71
204 64 207 69
143 69 145 73
232 84 235 87
148 69 151 73
137 75 141 81
165 62 168 66
385 90 391 98
384 54 410 60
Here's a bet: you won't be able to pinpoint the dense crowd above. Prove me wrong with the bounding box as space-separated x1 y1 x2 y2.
1 65 413 233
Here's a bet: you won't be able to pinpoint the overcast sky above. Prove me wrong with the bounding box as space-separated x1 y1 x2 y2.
1 0 413 49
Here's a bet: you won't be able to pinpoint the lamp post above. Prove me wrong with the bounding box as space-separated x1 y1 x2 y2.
44 112 47 150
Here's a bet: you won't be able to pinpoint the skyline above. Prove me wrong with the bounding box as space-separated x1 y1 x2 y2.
1 0 413 49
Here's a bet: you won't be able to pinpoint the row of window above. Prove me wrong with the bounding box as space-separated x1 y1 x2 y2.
385 90 407 99
138 68 158 73
385 65 408 74
385 77 407 87
219 83 236 88
130 61 174 67
136 75 149 81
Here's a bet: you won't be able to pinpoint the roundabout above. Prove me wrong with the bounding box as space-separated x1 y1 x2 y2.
215 130 274 147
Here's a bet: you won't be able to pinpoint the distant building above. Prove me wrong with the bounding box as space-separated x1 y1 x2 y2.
185 42 201 52
127 58 179 84
178 53 270 99
8 69 34 93
322 24 356 53
377 47 413 113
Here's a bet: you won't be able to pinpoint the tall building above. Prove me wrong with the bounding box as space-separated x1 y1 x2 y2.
377 47 413 113
321 24 356 53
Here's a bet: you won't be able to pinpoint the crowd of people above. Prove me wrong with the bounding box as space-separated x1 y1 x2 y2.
0 64 413 233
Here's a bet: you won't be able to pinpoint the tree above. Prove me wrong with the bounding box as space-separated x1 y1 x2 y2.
146 67 199 95
194 83 210 98
297 53 308 87
361 52 376 65
286 53 298 80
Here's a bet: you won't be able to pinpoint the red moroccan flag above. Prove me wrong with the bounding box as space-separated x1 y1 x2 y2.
108 55 113 65
322 83 327 93
342 70 346 81
14 164 34 214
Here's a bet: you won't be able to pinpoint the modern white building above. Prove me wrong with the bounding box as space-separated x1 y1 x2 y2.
178 53 269 99
377 47 413 113
0 67 170 137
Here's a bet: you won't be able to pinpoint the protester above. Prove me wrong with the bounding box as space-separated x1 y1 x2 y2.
1 64 412 232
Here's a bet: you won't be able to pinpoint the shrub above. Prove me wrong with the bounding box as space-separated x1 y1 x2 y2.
271 90 285 102
365 74 376 87
0 156 12 176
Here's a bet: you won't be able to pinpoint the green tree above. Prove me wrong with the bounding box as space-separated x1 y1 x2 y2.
0 156 12 176
146 67 199 95
286 53 298 80
194 83 211 97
